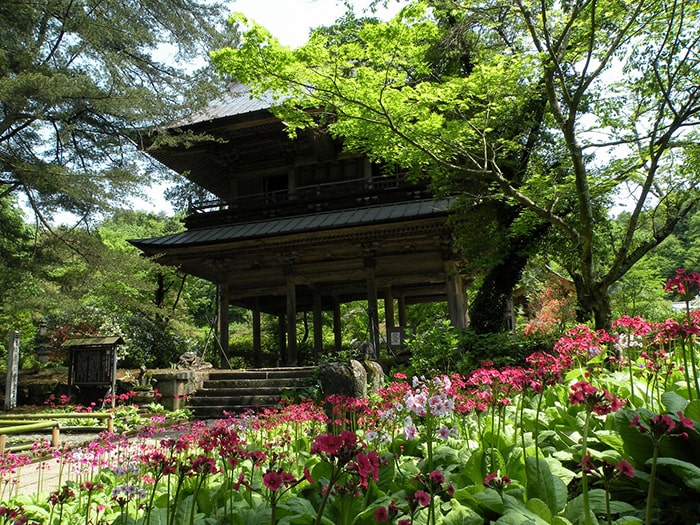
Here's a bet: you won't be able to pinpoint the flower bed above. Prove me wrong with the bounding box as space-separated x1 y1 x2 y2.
3 270 700 523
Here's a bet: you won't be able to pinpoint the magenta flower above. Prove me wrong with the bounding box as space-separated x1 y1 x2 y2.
664 268 700 300
263 471 283 491
374 506 388 522
630 411 695 443
350 451 380 488
428 469 445 485
569 380 625 415
413 489 430 507
484 472 512 495
617 460 635 478
48 485 75 506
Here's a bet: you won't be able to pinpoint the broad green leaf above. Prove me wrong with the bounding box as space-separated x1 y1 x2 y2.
661 391 689 415
684 400 700 422
526 498 553 521
441 500 484 525
653 457 700 491
614 409 655 466
525 457 568 514
473 488 506 514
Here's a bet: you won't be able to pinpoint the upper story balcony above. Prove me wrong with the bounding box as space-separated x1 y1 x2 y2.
183 174 430 229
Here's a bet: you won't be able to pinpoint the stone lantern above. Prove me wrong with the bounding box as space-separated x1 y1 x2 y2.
35 319 50 364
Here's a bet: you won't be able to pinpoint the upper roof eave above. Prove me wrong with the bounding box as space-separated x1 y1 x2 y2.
129 199 452 251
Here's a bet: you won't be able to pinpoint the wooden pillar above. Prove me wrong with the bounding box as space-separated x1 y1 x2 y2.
365 258 380 357
313 287 323 364
384 286 395 330
445 260 468 329
333 296 342 353
363 158 373 188
277 315 286 366
398 295 407 327
287 167 297 199
286 274 298 365
252 298 262 368
216 284 230 368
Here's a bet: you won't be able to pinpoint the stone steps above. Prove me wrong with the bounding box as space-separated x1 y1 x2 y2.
188 367 317 419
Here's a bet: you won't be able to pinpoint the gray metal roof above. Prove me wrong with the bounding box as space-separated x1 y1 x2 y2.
130 199 451 249
62 337 125 347
183 82 280 125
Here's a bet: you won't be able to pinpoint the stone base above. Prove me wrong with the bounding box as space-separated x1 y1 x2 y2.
149 370 209 411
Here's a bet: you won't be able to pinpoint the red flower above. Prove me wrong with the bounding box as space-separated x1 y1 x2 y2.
617 460 635 478
483 472 498 486
484 472 512 493
303 466 314 484
352 451 380 487
263 471 283 491
569 381 625 415
414 489 430 507
374 506 388 522
428 469 445 485
664 268 700 300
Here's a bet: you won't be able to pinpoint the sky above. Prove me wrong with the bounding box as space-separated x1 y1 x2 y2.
230 0 362 47
228 0 404 47
134 0 403 216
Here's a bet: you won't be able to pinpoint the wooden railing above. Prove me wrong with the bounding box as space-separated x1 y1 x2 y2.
0 412 114 454
187 175 421 216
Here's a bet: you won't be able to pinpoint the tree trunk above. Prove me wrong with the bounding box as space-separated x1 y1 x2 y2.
571 275 612 330
470 251 529 334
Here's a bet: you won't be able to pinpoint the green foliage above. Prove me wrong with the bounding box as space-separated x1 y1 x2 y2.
405 320 460 375
0 209 217 369
0 0 233 224
455 329 540 372
213 0 700 330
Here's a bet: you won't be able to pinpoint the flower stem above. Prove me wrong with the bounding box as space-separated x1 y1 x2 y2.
581 410 593 525
645 444 660 525
534 388 545 481
681 341 693 401
627 355 635 407
314 468 339 525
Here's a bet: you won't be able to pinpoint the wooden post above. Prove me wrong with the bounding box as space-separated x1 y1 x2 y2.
253 299 262 368
333 296 342 353
398 295 407 328
111 344 118 409
365 259 380 357
107 414 114 433
0 434 6 455
51 424 61 449
384 286 395 330
5 331 19 411
277 315 287 366
217 284 230 368
444 260 468 328
313 287 323 364
286 275 298 366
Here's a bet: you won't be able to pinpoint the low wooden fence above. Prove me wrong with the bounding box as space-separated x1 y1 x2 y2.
0 412 114 454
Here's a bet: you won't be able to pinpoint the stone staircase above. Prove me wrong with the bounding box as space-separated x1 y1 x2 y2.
188 367 318 419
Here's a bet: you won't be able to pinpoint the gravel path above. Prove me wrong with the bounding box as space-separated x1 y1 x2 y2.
5 425 188 500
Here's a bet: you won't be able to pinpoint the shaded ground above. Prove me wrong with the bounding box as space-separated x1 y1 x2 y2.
1 366 141 409
10 424 189 498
